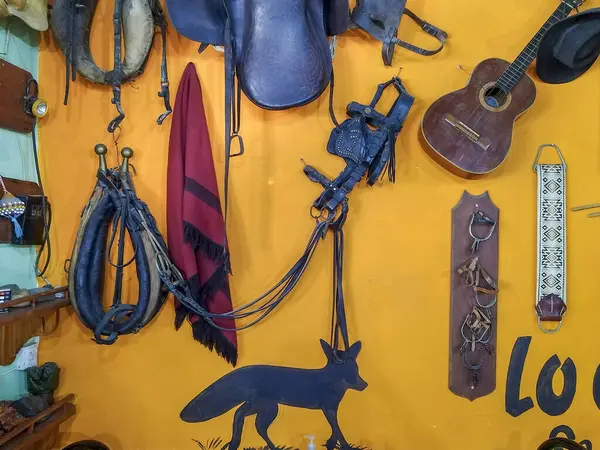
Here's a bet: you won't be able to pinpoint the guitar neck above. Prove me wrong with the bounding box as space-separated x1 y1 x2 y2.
496 1 576 92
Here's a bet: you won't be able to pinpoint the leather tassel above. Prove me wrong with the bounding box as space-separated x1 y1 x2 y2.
387 130 396 183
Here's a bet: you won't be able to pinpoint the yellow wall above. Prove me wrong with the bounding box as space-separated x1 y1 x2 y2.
38 0 600 449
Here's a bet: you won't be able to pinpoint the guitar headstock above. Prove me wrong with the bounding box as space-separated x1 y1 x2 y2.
564 0 585 10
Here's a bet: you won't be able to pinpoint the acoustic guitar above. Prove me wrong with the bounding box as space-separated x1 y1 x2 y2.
420 0 582 178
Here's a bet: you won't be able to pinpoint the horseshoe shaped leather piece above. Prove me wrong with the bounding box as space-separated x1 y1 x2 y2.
49 0 172 130
68 147 168 344
50 0 155 84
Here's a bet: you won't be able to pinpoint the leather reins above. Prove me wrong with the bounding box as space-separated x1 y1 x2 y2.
157 78 414 357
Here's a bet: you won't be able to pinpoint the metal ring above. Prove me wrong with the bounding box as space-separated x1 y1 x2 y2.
537 316 562 334
310 205 324 220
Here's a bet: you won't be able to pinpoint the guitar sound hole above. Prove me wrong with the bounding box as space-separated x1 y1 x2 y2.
483 85 508 108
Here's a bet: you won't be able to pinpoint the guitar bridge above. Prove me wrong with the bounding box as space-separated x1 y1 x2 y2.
444 114 491 150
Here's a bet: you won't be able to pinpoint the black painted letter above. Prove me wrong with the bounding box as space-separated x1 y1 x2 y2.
593 365 600 410
505 336 534 417
536 355 576 416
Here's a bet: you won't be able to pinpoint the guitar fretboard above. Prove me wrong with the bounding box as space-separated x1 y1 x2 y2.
496 1 576 93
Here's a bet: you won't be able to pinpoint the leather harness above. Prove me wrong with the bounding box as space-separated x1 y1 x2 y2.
68 78 413 351
50 0 172 132
68 146 169 344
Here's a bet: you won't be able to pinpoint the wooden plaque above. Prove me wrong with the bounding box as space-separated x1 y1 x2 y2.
449 191 499 400
0 58 36 133
0 177 41 243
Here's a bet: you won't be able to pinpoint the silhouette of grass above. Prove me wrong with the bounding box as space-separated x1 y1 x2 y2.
335 444 372 450
193 438 298 450
193 438 228 450
193 437 371 450
243 447 297 450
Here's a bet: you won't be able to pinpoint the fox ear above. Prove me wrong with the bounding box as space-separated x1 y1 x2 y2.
348 341 362 359
320 339 334 360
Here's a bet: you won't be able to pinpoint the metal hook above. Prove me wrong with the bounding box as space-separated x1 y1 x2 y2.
533 144 567 173
95 143 108 172
119 147 133 175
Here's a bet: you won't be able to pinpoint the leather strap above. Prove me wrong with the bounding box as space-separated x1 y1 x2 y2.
107 0 126 133
351 5 447 66
533 144 567 332
395 9 448 56
63 0 77 106
154 2 172 125
457 257 498 296
222 8 244 271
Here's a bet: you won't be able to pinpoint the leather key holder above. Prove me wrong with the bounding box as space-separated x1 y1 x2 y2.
533 144 568 333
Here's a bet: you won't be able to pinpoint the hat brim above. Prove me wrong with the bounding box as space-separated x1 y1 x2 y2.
536 8 600 84
7 0 48 32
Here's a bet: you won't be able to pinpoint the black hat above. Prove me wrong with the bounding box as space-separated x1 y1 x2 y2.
62 441 110 450
536 7 600 84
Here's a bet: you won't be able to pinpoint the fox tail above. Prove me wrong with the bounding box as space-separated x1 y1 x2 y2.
180 383 245 422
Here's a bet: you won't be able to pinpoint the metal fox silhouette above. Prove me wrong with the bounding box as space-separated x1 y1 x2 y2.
181 340 367 450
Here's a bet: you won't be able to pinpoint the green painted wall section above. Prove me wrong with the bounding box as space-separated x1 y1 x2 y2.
0 17 39 287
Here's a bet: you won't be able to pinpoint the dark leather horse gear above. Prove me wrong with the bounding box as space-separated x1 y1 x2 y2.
537 7 600 84
165 0 350 242
68 145 169 344
350 0 448 66
165 0 348 110
158 78 413 356
50 0 172 132
62 441 110 450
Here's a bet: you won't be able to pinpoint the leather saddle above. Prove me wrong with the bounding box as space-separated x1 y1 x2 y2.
165 0 349 110
350 0 448 66
50 0 172 132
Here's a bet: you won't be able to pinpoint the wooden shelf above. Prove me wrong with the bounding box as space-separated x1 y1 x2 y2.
0 394 76 450
0 287 69 326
